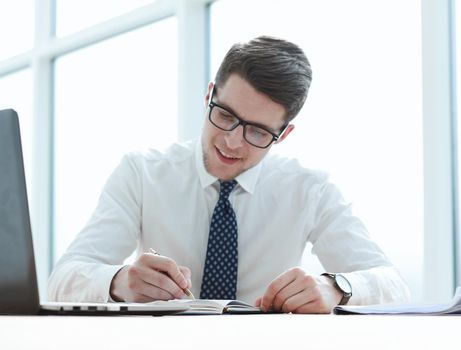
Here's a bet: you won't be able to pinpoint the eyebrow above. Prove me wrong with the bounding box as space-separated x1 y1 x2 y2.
213 98 280 135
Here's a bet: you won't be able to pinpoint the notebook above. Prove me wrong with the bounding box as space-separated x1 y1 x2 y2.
154 299 263 315
0 109 189 316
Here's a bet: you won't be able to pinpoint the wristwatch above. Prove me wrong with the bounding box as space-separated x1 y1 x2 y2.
321 273 352 305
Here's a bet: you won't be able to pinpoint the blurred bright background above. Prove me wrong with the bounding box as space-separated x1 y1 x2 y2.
0 0 459 303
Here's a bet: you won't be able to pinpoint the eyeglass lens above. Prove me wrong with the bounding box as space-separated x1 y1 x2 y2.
210 104 274 148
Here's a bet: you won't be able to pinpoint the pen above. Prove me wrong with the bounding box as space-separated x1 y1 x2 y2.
148 248 195 300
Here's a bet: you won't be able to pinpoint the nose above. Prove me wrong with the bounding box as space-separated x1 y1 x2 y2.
224 125 244 149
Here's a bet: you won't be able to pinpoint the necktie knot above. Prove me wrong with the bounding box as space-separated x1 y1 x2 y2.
219 180 237 200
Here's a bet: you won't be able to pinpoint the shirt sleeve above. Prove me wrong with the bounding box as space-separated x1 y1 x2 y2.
47 153 142 302
308 181 411 305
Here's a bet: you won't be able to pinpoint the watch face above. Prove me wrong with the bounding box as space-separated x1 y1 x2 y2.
335 274 352 294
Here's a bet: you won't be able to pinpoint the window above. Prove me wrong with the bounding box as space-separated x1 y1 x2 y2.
55 0 157 37
0 1 34 60
54 18 178 260
210 0 423 300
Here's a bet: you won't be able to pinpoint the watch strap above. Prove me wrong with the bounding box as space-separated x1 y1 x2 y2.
321 272 352 305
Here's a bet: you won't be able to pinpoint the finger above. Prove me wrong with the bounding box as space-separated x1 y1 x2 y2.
135 264 186 299
280 290 316 313
178 266 191 279
179 266 192 288
254 297 262 307
123 267 175 302
292 297 331 314
135 279 176 301
272 274 317 311
140 253 189 290
260 269 298 312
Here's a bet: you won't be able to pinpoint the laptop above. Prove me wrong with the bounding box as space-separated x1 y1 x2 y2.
0 109 189 315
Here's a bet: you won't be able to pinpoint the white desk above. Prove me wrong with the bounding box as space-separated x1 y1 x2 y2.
0 314 458 349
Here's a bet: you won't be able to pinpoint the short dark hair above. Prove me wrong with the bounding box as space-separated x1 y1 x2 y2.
214 36 312 122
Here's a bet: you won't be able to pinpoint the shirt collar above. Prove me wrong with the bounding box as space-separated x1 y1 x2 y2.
195 139 262 194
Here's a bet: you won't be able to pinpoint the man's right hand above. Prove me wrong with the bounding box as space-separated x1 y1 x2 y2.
109 252 192 302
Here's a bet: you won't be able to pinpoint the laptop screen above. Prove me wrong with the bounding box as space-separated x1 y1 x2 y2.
0 109 41 314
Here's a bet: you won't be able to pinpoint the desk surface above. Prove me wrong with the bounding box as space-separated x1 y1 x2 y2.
0 313 458 349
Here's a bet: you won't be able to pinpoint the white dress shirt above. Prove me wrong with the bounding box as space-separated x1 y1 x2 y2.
48 139 410 304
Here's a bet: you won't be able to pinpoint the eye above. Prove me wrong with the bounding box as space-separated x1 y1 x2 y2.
217 107 236 121
247 126 270 139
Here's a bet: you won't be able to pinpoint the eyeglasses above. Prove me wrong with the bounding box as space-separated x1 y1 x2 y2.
208 87 289 149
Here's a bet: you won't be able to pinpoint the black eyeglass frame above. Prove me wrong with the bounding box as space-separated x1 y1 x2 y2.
207 86 289 149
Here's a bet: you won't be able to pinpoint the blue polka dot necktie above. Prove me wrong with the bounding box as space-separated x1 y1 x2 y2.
200 180 238 300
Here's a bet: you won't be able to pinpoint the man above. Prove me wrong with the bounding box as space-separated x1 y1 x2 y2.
48 36 410 313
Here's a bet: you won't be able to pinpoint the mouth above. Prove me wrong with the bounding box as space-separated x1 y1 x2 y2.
215 146 241 165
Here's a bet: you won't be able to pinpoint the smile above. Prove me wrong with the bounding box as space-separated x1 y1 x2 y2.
215 146 241 164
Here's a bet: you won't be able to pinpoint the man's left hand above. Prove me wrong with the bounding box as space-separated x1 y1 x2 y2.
255 267 342 314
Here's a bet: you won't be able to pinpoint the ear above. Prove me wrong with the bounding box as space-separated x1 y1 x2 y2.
275 124 295 144
204 81 214 107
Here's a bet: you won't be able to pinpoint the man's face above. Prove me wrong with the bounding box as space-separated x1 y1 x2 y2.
201 74 294 181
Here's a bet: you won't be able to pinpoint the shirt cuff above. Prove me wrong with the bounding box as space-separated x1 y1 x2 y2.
340 266 411 305
341 272 369 305
92 264 126 302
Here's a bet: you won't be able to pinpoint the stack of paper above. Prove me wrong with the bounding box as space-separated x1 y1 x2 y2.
334 287 461 315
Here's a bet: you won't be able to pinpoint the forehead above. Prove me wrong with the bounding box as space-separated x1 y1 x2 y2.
215 74 286 130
